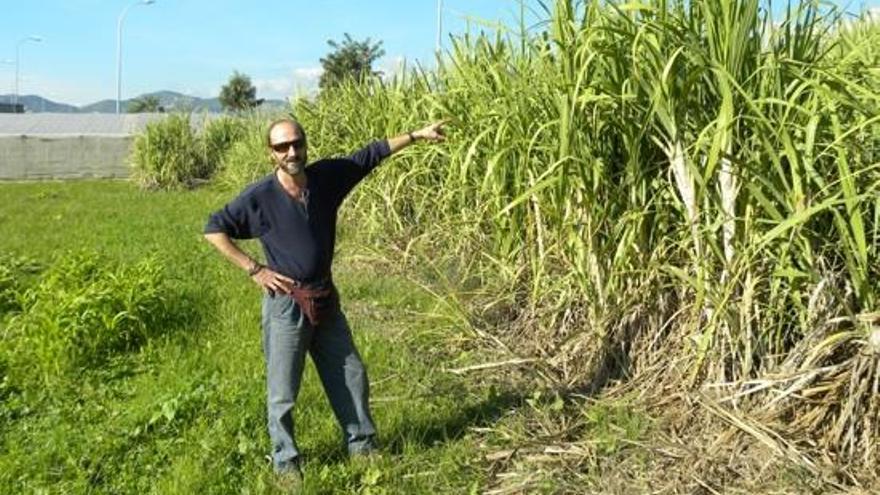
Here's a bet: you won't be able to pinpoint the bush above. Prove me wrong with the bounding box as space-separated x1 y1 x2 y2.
213 119 274 190
0 254 40 316
129 112 286 190
0 262 21 315
130 113 203 190
1 251 181 385
200 115 248 177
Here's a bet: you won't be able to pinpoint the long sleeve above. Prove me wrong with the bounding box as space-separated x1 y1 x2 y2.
347 139 392 174
204 188 269 239
317 140 392 207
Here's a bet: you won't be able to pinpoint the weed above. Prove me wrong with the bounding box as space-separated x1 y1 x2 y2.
2 251 186 387
0 254 40 316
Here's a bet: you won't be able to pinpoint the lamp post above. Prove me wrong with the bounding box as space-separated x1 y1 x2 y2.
14 35 42 109
1 59 13 104
116 0 155 114
436 0 443 55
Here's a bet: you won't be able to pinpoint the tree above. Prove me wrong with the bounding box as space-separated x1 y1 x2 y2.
128 95 163 113
219 71 263 112
319 33 385 90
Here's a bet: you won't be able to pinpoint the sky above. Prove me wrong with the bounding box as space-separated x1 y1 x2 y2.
1 0 878 106
0 0 548 106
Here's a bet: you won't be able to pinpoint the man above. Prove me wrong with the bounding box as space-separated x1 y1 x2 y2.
203 118 445 484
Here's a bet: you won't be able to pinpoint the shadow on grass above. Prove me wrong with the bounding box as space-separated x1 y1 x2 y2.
308 388 523 465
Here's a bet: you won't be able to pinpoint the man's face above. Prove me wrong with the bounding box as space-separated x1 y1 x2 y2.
269 122 308 176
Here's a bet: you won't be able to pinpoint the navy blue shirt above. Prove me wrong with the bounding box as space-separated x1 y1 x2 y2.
204 140 391 282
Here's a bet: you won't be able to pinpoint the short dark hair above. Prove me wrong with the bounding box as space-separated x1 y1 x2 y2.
266 118 306 147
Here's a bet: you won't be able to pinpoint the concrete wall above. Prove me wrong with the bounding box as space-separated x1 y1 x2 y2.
0 134 133 180
0 113 178 180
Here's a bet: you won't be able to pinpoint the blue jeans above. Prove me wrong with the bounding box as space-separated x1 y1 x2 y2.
261 292 377 472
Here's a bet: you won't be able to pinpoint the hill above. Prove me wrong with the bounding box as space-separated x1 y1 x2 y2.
0 95 79 113
1 91 287 113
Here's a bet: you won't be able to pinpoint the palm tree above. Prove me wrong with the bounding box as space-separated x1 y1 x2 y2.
219 71 263 112
128 95 163 113
318 33 385 90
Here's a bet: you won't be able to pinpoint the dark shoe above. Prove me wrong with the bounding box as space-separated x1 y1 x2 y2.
347 436 379 457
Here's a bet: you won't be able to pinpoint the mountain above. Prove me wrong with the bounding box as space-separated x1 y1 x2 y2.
0 95 79 113
79 91 220 113
1 91 288 114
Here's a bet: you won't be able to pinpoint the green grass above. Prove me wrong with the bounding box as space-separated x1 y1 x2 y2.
0 180 529 494
0 176 846 492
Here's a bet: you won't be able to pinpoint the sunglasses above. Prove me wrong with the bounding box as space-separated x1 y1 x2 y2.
270 139 305 153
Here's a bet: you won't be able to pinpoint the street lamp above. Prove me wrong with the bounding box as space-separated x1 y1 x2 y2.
436 0 443 55
116 0 155 114
0 59 12 104
14 35 42 108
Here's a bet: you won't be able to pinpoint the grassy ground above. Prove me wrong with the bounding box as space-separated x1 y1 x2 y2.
7 181 847 494
0 180 541 494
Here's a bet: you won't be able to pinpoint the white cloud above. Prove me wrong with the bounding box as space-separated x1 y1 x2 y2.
253 77 294 98
377 55 407 81
253 67 323 100
252 58 412 100
293 67 323 80
290 67 323 97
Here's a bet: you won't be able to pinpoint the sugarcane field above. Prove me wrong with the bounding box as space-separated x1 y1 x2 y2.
1 1 879 493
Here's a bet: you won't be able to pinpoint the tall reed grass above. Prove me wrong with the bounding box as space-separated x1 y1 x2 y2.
130 112 280 190
285 0 879 474
130 113 204 190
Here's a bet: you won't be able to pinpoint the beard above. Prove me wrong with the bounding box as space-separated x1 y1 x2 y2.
279 157 306 176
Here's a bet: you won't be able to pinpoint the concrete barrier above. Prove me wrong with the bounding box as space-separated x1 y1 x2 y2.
0 134 133 179
0 113 179 180
0 112 265 180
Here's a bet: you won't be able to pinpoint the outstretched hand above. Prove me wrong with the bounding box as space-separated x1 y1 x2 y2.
413 120 447 142
387 120 448 154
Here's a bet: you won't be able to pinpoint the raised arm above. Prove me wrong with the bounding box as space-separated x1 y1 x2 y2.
387 120 447 155
334 120 449 203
